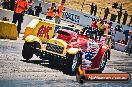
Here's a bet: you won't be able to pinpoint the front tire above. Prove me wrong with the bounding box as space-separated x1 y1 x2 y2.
22 42 33 60
98 51 108 73
66 52 82 75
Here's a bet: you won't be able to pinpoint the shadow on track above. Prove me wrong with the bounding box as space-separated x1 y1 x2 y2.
20 59 73 76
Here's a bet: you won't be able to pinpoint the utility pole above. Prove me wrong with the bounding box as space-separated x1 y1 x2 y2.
81 0 85 12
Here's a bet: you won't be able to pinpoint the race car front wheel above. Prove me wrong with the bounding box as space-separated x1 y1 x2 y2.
98 51 108 73
22 42 33 60
66 52 82 75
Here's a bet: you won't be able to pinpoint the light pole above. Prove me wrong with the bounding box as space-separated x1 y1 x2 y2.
81 0 85 12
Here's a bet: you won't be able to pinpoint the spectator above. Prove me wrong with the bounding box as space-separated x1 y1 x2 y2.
112 2 118 9
2 0 6 9
103 7 110 20
93 4 97 16
122 11 128 25
12 0 29 37
55 2 65 24
5 0 10 10
34 3 42 17
10 0 15 11
46 2 56 20
2 0 10 10
119 3 123 11
27 6 34 16
89 3 94 15
128 15 132 26
117 9 122 24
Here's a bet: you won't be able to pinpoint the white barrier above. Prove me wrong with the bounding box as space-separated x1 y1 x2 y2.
0 9 38 33
1 1 132 30
0 1 131 41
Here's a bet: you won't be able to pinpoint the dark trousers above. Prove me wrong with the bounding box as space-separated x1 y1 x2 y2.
125 36 128 44
90 10 93 15
94 10 97 16
103 14 108 20
117 17 121 24
122 18 127 25
35 12 40 17
12 12 24 35
98 30 104 40
46 16 53 20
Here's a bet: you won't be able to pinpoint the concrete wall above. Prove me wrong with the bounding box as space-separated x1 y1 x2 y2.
0 9 40 33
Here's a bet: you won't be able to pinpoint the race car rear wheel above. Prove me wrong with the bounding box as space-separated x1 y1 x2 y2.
22 42 33 60
98 51 108 73
66 52 82 75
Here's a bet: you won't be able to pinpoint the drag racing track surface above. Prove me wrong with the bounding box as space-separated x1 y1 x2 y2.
0 37 132 87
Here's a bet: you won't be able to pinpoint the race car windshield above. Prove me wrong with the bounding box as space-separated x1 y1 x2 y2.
57 30 70 36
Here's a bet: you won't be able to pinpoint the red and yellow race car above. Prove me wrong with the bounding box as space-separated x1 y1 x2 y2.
22 28 111 74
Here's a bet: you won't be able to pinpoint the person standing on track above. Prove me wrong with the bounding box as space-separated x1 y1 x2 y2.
10 0 16 11
46 2 56 20
12 0 29 37
2 0 10 10
34 3 42 17
55 2 65 24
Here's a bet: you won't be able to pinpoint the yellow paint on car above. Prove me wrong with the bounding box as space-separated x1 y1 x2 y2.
67 48 79 54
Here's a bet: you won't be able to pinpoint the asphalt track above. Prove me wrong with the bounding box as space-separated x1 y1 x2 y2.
0 0 132 86
0 35 132 87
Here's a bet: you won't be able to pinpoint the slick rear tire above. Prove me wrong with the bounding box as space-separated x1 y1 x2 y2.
22 42 33 60
87 51 108 74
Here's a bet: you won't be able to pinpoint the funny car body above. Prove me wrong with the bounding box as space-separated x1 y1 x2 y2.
22 29 111 74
